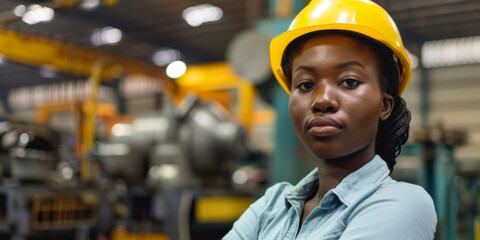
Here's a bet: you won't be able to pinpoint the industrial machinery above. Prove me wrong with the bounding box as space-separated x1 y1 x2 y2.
2 60 267 239
1 17 267 238
94 93 266 240
0 119 118 240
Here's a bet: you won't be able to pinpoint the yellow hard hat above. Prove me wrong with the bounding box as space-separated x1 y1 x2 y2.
270 0 411 95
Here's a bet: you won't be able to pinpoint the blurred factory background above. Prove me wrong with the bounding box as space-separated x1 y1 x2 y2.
0 0 479 239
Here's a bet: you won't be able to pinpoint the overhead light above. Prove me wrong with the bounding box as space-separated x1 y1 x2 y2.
13 5 26 17
421 36 480 68
80 0 101 10
166 61 187 79
182 4 223 27
90 27 122 46
152 48 181 67
22 5 54 25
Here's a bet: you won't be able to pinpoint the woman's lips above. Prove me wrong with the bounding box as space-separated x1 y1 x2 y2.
307 117 342 137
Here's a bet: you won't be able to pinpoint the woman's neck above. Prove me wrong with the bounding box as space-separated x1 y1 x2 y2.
314 147 375 200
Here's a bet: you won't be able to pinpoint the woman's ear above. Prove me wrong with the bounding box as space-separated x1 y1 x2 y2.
380 93 394 121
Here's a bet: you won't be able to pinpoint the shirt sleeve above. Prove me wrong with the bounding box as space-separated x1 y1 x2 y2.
222 183 290 240
222 194 267 240
339 183 437 240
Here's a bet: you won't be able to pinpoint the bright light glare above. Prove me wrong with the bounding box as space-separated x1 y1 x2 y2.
19 133 29 145
312 1 331 18
90 27 123 46
0 54 4 65
61 166 74 180
182 4 223 27
233 169 248 184
80 0 101 10
152 48 181 66
13 5 26 17
22 5 54 25
102 27 122 44
166 61 187 79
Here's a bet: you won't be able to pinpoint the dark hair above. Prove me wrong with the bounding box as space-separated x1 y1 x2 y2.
281 30 411 173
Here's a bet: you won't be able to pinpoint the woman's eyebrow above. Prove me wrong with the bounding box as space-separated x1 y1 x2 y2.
335 61 364 69
294 61 364 73
294 65 315 72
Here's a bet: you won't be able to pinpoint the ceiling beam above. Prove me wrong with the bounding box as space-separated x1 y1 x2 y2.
0 28 175 92
390 1 480 20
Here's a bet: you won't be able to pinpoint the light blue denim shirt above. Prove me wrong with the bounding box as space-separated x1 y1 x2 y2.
224 155 437 240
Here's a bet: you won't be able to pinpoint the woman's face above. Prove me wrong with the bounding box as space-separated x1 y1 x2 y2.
288 35 393 161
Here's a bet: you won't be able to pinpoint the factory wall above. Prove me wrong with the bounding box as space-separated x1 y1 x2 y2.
404 63 480 163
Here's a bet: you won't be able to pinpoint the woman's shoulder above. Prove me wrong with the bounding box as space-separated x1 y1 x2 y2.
344 180 437 238
378 181 434 204
363 180 437 217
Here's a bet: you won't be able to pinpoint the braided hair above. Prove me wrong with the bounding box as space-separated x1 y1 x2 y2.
281 30 411 173
374 42 411 172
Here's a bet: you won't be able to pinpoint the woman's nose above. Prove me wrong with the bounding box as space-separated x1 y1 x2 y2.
310 85 339 113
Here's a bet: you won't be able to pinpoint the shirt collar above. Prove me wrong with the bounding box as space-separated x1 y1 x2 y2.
332 155 390 206
285 167 319 201
285 155 390 206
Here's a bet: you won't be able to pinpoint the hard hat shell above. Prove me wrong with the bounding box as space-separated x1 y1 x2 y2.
270 0 411 95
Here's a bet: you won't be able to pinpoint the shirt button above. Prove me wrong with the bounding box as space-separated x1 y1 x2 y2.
329 195 334 201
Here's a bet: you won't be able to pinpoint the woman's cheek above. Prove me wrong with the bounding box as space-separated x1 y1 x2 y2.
289 97 303 129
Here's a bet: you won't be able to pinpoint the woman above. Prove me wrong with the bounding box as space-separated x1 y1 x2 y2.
224 0 437 239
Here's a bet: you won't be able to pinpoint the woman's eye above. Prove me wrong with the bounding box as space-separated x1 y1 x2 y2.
298 82 314 90
340 78 360 88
